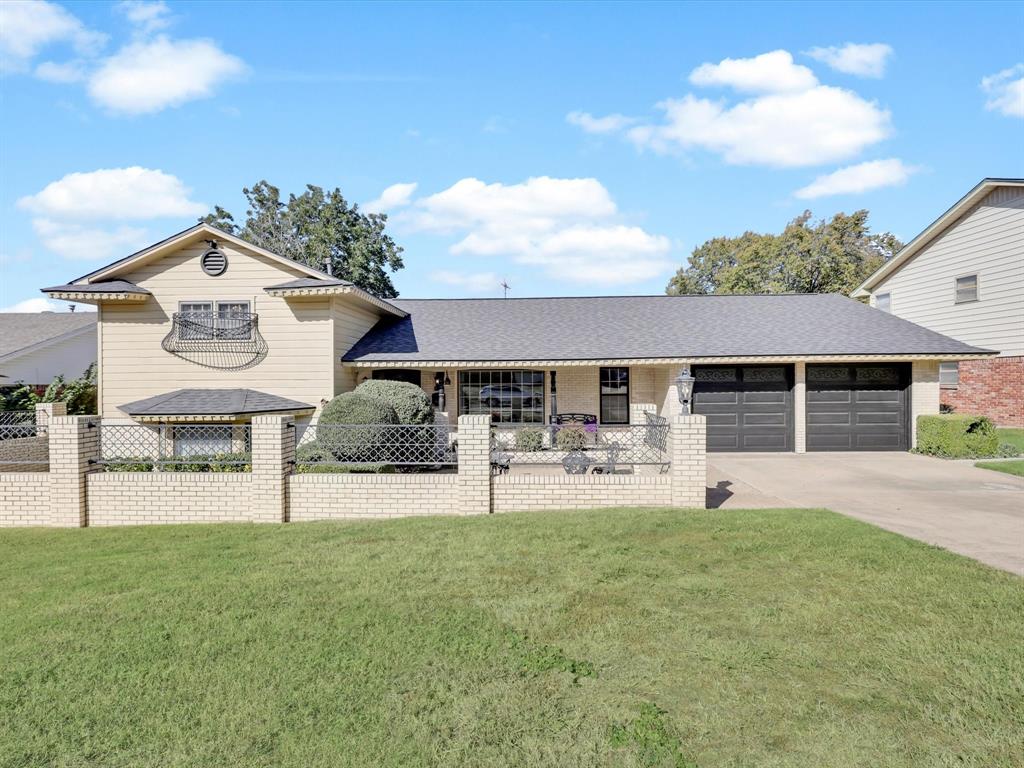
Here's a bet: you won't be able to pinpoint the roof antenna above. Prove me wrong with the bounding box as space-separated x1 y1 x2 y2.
68 304 76 313
500 279 511 299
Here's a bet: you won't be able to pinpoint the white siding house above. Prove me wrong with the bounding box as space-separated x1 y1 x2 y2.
0 313 96 387
853 178 1024 426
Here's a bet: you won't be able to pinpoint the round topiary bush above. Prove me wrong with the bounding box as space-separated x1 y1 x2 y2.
515 427 544 452
555 427 587 452
356 379 434 425
318 392 399 462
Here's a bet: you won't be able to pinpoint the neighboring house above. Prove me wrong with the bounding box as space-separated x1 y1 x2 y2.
853 178 1024 427
42 222 992 453
0 312 96 388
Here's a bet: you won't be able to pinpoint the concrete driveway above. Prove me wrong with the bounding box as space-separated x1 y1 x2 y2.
707 452 1024 575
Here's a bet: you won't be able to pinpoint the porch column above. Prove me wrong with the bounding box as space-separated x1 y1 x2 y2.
794 362 806 453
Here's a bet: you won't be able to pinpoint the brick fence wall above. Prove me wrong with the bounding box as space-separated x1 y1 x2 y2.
0 413 708 527
940 356 1024 427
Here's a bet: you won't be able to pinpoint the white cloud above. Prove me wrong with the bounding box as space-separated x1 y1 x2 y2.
794 158 917 199
431 271 502 293
981 64 1024 118
116 1 172 35
806 43 893 78
0 0 106 72
363 182 418 214
31 219 149 261
1 297 95 313
689 50 818 93
627 86 891 167
403 177 672 285
566 111 637 134
34 59 85 83
88 36 245 114
571 49 892 168
18 166 206 220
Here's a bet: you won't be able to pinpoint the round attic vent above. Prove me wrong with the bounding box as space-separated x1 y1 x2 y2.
201 248 227 276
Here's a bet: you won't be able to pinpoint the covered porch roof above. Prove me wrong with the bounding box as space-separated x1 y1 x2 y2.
119 388 315 422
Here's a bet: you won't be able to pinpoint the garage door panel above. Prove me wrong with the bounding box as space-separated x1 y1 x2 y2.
808 412 850 425
806 364 908 452
743 391 786 404
807 390 852 403
694 365 793 452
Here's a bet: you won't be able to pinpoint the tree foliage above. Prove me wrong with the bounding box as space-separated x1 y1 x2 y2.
201 181 405 298
665 210 902 296
1 363 97 414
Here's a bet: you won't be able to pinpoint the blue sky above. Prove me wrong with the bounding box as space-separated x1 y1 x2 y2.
1 0 1022 311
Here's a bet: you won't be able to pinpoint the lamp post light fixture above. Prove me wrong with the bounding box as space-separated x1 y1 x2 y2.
675 366 695 416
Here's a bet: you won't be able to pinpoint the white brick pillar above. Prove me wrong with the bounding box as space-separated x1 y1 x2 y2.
457 414 492 515
630 402 658 426
48 415 97 527
794 362 807 453
251 415 294 523
35 401 67 430
910 361 940 449
662 366 688 418
669 414 706 509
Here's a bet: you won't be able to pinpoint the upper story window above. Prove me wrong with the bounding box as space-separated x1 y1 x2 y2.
177 300 253 341
599 367 629 424
955 274 979 304
874 292 892 313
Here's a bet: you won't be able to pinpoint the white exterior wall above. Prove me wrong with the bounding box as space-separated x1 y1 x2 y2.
0 326 96 386
869 186 1024 357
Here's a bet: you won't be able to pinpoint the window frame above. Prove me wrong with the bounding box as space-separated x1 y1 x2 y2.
599 366 630 425
457 369 545 424
874 292 892 313
178 299 252 341
939 361 960 389
954 274 979 304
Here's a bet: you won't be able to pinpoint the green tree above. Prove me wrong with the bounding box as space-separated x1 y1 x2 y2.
1 364 97 414
666 210 901 296
201 181 405 298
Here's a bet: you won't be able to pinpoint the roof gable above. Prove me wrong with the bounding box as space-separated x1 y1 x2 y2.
853 178 1024 297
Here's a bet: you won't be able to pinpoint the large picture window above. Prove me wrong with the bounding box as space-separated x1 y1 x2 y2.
459 370 544 423
600 367 629 424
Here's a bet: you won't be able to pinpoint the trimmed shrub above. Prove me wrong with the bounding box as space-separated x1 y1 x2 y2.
165 452 251 472
516 428 544 452
555 427 587 452
916 414 998 458
294 440 394 473
318 392 399 463
356 379 434 425
104 458 154 472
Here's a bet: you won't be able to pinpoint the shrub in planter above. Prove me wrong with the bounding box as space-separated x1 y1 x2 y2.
555 427 587 452
104 457 154 472
318 392 399 463
165 452 251 472
516 427 544 452
356 379 434 425
916 414 998 458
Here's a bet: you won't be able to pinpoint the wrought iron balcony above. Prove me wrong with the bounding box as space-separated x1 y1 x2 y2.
161 311 268 369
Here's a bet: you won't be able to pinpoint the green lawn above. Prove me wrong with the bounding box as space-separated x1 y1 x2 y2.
996 428 1024 453
2 510 1022 768
975 459 1024 477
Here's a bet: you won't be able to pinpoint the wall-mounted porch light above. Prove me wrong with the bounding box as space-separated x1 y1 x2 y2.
675 366 695 416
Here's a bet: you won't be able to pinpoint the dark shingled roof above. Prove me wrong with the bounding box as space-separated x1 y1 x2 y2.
343 293 993 362
0 312 95 359
265 277 353 291
120 389 314 417
41 280 151 295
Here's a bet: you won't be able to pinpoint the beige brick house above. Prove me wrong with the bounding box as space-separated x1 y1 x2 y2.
43 222 994 453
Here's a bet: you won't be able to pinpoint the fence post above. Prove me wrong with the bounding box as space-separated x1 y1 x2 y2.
35 401 67 430
251 415 294 523
669 414 707 509
48 415 97 527
457 414 491 515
